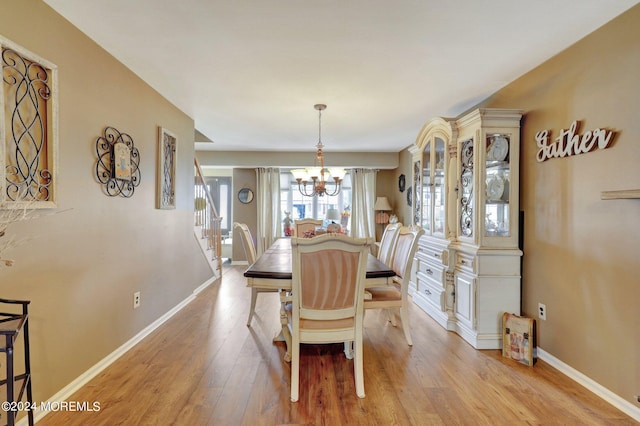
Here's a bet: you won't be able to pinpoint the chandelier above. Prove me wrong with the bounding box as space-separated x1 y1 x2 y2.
291 104 346 197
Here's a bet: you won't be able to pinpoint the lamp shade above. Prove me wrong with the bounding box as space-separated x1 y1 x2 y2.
291 169 309 182
326 208 340 221
373 196 392 211
307 167 322 180
328 168 346 181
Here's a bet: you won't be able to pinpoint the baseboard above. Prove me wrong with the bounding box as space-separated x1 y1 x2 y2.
230 260 249 266
537 347 640 422
27 277 216 425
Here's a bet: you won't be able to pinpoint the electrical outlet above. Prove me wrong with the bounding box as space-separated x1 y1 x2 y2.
538 303 546 320
133 291 141 309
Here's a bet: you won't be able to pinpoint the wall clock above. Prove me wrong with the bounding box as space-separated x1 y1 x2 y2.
238 187 254 204
398 174 406 192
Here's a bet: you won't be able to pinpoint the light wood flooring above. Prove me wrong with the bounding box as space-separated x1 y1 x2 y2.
39 265 636 425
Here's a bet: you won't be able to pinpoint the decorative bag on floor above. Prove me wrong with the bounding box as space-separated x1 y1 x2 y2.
502 313 536 366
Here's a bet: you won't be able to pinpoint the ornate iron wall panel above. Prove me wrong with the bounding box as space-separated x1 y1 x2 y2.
1 37 58 207
157 127 176 209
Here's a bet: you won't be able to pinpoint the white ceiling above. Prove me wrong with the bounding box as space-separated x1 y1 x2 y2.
44 0 638 153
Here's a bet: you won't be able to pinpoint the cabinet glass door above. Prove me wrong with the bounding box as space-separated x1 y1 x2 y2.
434 137 445 235
459 139 474 238
421 141 432 233
484 133 511 237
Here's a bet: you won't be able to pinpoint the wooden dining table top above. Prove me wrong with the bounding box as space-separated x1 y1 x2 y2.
243 237 395 281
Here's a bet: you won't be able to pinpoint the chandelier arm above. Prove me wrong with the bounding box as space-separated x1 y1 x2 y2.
297 180 318 197
325 180 342 197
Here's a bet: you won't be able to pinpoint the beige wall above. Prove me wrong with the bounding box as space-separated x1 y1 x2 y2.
1 0 213 403
231 168 258 262
398 5 640 406
374 146 420 230
484 5 639 405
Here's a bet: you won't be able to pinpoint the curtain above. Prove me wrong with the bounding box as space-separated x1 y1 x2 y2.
350 168 377 241
256 167 281 255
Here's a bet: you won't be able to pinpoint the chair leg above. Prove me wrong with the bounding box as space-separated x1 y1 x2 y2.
290 336 300 402
354 332 365 398
247 288 258 326
400 304 413 346
386 308 397 326
343 341 353 359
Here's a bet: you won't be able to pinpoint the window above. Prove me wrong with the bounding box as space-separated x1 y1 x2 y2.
1 37 58 208
280 171 351 234
205 176 231 237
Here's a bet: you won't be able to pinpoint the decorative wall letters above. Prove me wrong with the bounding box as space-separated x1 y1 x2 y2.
535 121 614 162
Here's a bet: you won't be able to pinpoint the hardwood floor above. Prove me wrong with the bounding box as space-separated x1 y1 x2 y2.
39 265 635 425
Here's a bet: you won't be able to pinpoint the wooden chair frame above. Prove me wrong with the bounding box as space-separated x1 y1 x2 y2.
377 222 402 266
365 225 424 345
289 234 371 402
294 218 323 237
234 222 278 326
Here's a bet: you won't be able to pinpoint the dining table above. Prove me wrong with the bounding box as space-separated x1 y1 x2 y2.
244 237 396 361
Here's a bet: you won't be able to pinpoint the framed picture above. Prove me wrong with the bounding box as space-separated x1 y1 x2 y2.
502 313 535 366
114 142 132 181
157 127 177 209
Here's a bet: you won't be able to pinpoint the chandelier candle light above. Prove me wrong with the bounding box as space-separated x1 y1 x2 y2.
291 104 346 197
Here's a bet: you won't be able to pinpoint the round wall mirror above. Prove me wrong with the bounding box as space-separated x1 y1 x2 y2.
238 187 254 204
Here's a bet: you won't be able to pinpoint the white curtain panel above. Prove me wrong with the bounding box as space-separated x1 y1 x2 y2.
256 167 281 255
350 168 377 241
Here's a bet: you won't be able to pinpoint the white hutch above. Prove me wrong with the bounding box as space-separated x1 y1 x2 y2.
409 108 523 349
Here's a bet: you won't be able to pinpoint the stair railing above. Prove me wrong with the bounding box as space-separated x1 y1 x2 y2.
194 157 223 274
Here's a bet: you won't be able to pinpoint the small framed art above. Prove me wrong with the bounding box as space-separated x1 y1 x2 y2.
157 127 177 209
502 313 536 366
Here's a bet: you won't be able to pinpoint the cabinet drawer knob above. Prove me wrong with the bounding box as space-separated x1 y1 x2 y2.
460 259 466 265
426 268 433 275
433 252 441 259
424 289 431 295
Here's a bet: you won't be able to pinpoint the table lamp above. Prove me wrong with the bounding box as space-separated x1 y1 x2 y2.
326 208 341 232
374 196 392 224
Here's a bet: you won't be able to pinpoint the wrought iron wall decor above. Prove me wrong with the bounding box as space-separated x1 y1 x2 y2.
95 126 141 197
398 174 405 192
1 37 59 207
157 127 177 209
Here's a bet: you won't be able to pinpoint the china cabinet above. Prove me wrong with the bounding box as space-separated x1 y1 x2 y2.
408 118 457 329
410 108 523 349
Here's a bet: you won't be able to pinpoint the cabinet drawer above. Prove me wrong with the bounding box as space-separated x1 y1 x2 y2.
455 252 475 274
417 245 448 265
415 279 444 311
417 258 444 281
417 268 443 291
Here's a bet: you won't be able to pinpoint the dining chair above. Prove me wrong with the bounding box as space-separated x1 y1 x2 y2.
377 222 402 266
233 222 278 326
364 225 424 346
294 218 323 237
288 234 372 402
